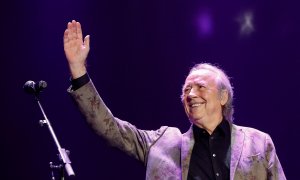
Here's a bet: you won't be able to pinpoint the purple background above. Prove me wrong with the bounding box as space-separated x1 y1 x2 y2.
1 0 299 179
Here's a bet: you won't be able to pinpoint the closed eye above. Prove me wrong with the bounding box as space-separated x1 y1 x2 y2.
183 87 191 94
197 84 206 89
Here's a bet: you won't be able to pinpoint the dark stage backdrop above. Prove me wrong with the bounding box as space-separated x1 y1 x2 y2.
1 0 299 179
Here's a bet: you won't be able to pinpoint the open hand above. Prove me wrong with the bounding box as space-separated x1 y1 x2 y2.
64 20 90 78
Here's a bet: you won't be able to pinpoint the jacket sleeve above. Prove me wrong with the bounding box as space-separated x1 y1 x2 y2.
265 134 286 180
68 80 167 164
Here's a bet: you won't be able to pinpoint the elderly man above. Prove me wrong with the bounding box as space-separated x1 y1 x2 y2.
64 20 286 180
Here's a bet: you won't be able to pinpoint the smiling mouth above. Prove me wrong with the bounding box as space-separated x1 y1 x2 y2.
191 103 201 107
189 102 205 108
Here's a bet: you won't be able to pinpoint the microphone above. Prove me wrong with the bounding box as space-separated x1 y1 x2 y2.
23 80 47 94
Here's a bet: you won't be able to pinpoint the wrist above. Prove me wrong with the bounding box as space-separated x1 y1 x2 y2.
69 63 87 79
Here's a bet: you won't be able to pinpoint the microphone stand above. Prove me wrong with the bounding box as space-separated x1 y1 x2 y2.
32 91 75 180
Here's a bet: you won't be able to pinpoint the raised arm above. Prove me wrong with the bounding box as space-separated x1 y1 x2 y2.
64 20 168 163
63 20 90 79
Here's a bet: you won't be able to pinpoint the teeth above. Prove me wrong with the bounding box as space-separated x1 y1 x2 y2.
191 103 201 107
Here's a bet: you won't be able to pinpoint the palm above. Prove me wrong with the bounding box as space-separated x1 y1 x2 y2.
63 20 90 66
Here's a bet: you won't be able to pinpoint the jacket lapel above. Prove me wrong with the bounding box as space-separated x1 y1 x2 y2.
230 125 245 180
181 126 194 180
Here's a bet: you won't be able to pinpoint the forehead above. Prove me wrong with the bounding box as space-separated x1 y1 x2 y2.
184 69 218 86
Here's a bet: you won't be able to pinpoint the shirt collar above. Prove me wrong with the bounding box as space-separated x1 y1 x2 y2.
193 118 231 141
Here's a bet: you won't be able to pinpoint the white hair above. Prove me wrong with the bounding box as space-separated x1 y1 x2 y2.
182 63 234 122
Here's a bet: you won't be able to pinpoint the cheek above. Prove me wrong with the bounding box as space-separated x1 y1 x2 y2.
206 95 222 107
183 101 189 112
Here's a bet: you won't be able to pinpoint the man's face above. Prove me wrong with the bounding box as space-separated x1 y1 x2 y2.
182 69 226 127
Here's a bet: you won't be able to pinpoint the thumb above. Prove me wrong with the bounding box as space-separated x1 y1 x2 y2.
84 35 90 48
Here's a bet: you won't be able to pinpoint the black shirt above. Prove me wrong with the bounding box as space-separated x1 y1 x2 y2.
187 120 231 180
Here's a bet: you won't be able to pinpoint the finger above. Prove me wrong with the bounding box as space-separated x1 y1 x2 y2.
63 29 69 45
67 22 75 40
84 35 90 48
76 22 83 41
69 20 77 40
67 21 72 31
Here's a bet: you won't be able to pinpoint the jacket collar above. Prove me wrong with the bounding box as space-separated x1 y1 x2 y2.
229 124 245 180
181 125 194 180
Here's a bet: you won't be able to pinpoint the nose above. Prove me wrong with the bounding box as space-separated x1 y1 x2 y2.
187 87 198 99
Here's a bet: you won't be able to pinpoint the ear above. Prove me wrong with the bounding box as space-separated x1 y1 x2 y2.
220 89 229 106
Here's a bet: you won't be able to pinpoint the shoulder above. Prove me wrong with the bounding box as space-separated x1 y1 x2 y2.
143 126 182 143
233 124 269 137
146 126 183 152
159 126 183 137
232 124 277 151
232 124 272 145
153 126 183 143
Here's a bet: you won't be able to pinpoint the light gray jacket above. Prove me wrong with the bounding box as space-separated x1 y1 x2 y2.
69 80 286 180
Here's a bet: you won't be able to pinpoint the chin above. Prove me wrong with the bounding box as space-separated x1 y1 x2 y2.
189 116 204 124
